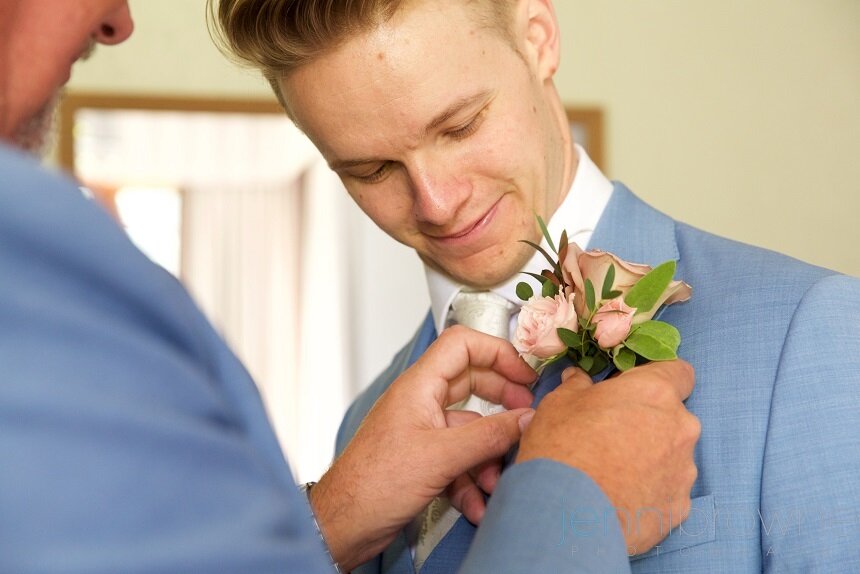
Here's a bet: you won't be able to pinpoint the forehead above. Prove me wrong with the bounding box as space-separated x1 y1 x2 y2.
280 0 517 159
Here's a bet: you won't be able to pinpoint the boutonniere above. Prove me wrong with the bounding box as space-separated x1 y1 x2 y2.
513 216 692 376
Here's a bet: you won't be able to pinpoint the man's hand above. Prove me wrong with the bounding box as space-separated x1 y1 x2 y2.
516 360 700 555
309 326 537 572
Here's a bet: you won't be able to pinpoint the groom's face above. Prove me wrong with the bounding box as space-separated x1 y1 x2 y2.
281 0 569 288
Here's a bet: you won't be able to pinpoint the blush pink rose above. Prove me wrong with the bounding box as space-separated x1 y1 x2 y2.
513 292 578 359
562 246 692 321
592 298 636 348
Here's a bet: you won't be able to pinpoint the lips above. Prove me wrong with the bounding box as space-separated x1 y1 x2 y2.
443 214 486 240
432 197 503 245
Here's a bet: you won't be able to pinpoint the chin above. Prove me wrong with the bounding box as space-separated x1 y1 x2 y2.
12 92 60 157
446 256 530 289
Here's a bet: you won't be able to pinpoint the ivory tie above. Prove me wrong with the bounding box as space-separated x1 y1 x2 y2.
413 290 517 569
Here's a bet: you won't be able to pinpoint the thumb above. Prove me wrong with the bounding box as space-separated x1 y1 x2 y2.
439 408 534 477
561 366 594 391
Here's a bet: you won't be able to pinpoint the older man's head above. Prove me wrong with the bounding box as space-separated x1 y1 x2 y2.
0 0 133 153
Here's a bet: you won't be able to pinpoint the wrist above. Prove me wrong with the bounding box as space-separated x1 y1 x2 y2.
311 462 403 573
301 480 346 572
307 475 352 571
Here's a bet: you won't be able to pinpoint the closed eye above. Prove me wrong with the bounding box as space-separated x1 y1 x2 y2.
354 162 392 184
446 107 488 141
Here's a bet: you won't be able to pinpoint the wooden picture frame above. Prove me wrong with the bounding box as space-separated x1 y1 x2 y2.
57 92 285 172
566 107 605 173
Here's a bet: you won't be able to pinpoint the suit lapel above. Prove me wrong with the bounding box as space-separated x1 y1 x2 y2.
590 183 679 268
379 533 416 574
419 515 477 574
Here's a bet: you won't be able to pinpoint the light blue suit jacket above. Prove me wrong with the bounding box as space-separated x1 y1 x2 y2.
0 143 630 573
337 183 860 572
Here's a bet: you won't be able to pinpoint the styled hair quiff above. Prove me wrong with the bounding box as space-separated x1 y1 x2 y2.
208 0 516 112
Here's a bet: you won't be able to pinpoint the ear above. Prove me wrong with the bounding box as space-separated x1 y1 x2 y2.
517 0 561 81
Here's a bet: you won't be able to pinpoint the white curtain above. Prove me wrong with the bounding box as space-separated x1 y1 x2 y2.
75 109 352 482
183 164 352 483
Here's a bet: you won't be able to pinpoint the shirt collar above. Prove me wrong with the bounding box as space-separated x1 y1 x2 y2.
425 144 614 335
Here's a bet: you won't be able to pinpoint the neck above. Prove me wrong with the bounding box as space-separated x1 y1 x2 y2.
547 86 578 217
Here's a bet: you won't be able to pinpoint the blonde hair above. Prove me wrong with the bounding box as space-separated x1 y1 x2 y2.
208 0 516 112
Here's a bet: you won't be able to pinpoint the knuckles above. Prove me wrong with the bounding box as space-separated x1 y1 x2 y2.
684 412 702 441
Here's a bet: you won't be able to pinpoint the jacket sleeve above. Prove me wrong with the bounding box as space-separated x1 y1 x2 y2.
0 149 335 574
461 459 631 573
759 274 860 571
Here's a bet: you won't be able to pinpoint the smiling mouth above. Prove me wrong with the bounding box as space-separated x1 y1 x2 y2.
435 198 502 242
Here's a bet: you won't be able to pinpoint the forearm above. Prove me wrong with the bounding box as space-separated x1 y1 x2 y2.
461 459 631 573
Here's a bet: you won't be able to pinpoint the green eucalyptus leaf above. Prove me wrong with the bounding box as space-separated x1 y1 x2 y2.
607 290 623 299
522 271 549 285
536 214 557 254
590 353 609 375
625 331 678 361
516 282 534 301
630 320 681 353
557 327 579 348
567 348 583 363
613 347 636 371
601 264 616 300
578 355 594 372
585 279 596 312
542 280 559 298
624 260 677 315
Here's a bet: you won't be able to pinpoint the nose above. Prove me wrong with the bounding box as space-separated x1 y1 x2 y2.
408 158 472 228
92 3 134 45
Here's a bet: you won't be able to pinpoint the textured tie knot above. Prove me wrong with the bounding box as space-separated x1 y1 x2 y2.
450 290 517 340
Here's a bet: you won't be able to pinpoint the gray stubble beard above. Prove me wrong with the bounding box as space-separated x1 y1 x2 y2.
11 91 61 157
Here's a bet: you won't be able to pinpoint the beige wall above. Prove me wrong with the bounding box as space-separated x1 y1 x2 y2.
556 0 860 276
68 0 860 277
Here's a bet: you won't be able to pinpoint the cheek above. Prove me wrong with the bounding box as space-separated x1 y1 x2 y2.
348 185 416 235
465 107 544 183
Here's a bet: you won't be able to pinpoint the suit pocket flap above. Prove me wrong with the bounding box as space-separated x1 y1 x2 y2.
630 494 716 561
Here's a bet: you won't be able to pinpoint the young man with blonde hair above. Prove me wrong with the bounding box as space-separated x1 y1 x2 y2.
212 0 860 572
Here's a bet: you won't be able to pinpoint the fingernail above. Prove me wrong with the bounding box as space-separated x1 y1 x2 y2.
518 409 535 432
562 367 577 379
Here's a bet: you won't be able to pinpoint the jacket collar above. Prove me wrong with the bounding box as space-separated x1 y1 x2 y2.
589 182 680 267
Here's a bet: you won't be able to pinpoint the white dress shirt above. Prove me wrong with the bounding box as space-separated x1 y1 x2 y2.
424 144 614 336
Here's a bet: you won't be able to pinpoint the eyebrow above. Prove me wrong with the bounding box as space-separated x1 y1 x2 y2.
329 89 493 172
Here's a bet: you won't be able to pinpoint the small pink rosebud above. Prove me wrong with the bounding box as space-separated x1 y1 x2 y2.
513 292 579 359
592 298 636 349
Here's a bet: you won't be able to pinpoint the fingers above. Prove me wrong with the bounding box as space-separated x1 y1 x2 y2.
440 408 532 478
444 409 481 428
444 410 505 495
560 367 594 391
498 381 534 410
617 360 695 401
444 368 534 409
470 459 502 495
447 473 486 525
413 326 537 403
